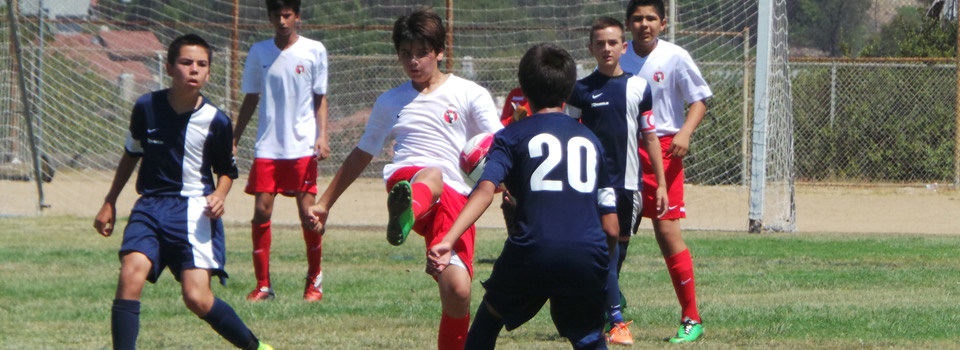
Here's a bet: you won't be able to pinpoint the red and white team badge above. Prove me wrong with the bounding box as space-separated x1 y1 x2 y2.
443 106 459 125
296 64 305 74
653 71 665 82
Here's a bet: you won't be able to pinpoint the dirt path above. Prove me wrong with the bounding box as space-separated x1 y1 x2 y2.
3 172 959 234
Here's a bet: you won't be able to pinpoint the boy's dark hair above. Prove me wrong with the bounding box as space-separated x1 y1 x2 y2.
626 0 666 22
392 8 446 54
518 43 576 111
589 16 625 42
167 34 212 65
266 0 301 14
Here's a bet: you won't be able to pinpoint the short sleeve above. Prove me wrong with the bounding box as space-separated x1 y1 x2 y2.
466 86 503 136
566 81 587 110
241 47 262 94
595 141 617 214
355 95 396 156
676 52 713 104
313 46 328 95
210 112 240 179
124 103 145 156
477 131 512 188
639 84 655 134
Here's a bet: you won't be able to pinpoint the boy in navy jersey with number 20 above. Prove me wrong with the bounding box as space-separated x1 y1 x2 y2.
93 34 271 350
429 43 619 350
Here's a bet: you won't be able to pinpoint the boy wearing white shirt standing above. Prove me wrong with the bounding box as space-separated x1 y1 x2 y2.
619 0 713 343
233 0 330 302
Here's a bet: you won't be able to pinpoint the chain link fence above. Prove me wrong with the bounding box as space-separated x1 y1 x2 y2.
792 60 957 185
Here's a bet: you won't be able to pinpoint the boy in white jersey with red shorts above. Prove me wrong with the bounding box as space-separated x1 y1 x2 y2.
307 8 502 350
618 0 713 343
233 0 330 302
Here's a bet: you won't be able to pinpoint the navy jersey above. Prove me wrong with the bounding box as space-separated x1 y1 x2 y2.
567 72 654 191
124 89 239 197
479 112 617 251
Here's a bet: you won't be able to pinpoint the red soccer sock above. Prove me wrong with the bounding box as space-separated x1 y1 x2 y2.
665 249 701 323
302 227 323 278
251 221 272 288
410 182 435 219
438 312 470 350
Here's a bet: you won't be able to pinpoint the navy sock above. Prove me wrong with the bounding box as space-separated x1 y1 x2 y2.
606 244 625 326
201 298 259 350
111 299 140 350
616 240 630 275
465 302 504 350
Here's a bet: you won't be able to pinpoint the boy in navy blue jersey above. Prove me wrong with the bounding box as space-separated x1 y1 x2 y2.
93 34 271 350
566 17 669 345
428 43 619 350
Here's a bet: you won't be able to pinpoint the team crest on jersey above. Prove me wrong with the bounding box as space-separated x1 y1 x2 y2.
296 64 305 74
653 71 665 82
443 106 459 125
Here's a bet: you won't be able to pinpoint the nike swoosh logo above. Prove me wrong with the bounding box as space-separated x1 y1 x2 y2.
592 93 603 99
668 205 678 210
680 278 692 285
146 128 158 133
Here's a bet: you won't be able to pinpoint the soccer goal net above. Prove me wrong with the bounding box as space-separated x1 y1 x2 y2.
1 0 793 232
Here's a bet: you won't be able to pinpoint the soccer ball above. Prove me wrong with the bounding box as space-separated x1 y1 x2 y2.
459 132 495 186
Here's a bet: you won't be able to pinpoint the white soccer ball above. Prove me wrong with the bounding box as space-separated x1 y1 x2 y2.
459 132 495 186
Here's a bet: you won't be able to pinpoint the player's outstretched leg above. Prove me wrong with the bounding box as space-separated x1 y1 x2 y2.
386 180 415 246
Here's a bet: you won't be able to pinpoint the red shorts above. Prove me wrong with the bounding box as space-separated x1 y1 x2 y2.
639 135 686 220
387 166 475 278
245 157 318 196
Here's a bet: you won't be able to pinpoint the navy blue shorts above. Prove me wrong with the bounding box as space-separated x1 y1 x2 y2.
481 243 608 348
119 196 228 285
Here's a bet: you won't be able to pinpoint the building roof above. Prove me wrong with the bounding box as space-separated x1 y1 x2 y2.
51 33 154 86
98 30 165 59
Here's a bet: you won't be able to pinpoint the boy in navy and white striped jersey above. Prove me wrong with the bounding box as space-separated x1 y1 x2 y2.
94 34 271 350
566 17 669 345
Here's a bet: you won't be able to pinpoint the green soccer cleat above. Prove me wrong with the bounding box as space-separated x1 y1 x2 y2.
669 317 704 343
386 180 415 246
257 341 274 350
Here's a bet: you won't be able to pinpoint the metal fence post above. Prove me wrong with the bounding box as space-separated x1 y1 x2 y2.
954 15 960 187
830 61 837 129
6 0 48 211
741 26 751 186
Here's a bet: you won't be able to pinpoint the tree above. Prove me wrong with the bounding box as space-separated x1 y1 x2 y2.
860 6 957 58
788 0 872 57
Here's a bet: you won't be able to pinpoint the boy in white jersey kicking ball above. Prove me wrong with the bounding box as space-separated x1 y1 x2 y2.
307 8 502 350
233 0 330 302
566 16 669 345
619 0 714 343
94 34 272 350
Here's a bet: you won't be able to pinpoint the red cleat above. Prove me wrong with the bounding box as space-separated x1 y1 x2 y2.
304 273 323 302
246 286 275 302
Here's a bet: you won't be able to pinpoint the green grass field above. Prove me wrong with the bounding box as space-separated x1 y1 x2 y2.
2 216 959 349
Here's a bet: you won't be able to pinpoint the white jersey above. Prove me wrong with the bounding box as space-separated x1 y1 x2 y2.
357 75 503 195
242 36 328 159
621 39 712 137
